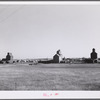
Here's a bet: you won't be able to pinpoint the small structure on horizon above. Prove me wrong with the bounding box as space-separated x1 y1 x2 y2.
90 48 98 63
1 52 13 64
53 49 62 63
6 52 13 61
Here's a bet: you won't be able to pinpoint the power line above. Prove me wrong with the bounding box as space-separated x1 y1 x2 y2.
0 6 9 14
0 5 24 24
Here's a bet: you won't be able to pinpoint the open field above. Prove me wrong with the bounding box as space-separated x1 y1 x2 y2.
0 63 100 90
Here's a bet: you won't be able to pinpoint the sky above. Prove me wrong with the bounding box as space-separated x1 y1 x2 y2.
0 4 100 59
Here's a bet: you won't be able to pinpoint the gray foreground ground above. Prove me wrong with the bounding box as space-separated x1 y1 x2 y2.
0 63 100 90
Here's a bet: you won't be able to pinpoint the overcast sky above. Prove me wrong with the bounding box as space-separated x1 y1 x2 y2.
0 4 100 59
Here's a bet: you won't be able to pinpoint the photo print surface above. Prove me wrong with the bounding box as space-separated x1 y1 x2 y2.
0 3 100 90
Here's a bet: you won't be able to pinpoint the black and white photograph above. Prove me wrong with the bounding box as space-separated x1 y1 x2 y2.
0 1 100 92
